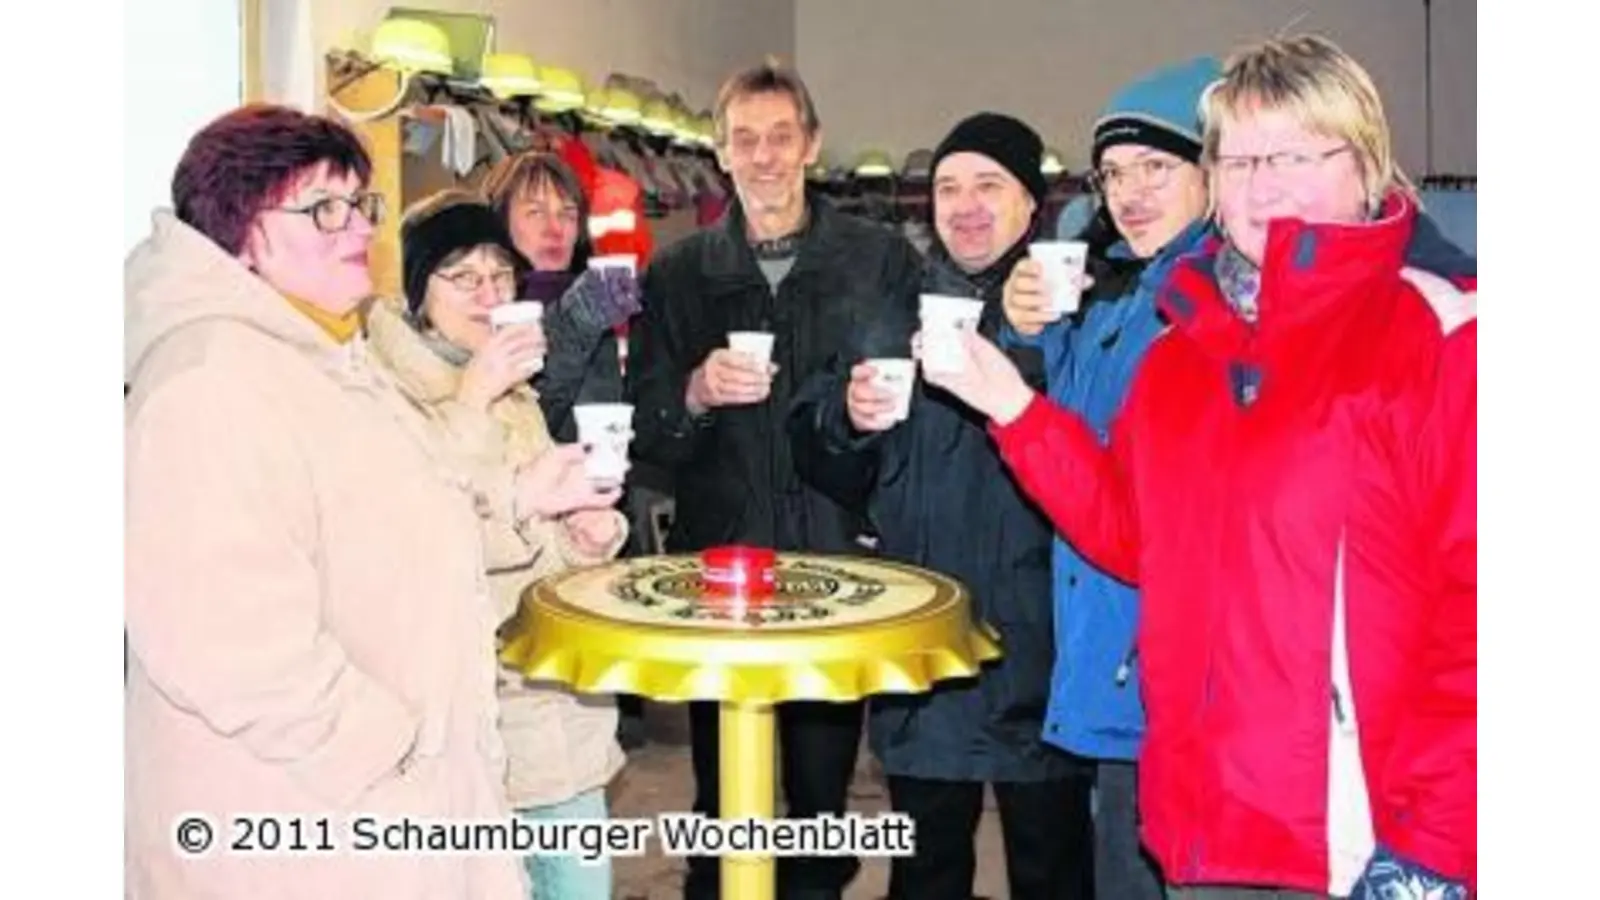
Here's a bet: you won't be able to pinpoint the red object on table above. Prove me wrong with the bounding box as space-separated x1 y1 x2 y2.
701 546 778 604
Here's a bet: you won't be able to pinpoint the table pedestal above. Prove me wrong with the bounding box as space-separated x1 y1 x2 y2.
720 701 776 900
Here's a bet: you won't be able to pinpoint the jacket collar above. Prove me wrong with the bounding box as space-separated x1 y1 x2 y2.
1158 192 1415 361
925 210 1042 304
702 189 851 287
1108 217 1212 267
124 211 373 385
1080 218 1211 322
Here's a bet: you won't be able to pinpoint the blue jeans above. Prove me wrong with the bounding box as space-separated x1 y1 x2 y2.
518 788 612 900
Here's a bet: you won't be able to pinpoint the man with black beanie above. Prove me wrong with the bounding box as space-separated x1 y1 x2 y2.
789 111 1094 900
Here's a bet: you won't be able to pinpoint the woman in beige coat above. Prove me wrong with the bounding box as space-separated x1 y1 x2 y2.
124 106 608 899
366 190 630 900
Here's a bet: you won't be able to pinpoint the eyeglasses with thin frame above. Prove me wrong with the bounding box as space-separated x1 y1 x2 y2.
272 192 386 233
1212 146 1350 183
433 267 517 296
1089 157 1186 196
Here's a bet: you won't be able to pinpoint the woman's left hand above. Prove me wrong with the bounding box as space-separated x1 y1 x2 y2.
564 266 643 334
594 266 644 326
916 329 1037 425
563 509 623 556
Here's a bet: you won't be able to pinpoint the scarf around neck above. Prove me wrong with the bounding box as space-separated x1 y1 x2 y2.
419 328 473 367
1215 241 1262 324
282 292 364 344
518 268 580 304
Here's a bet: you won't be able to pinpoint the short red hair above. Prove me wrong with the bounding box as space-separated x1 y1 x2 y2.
172 104 373 256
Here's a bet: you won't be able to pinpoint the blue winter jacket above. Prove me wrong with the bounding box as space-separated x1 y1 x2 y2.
1004 217 1211 760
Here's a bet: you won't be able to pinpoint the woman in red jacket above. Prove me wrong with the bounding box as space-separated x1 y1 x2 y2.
920 36 1475 900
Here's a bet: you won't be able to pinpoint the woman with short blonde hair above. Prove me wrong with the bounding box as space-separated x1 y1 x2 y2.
912 34 1476 900
1201 34 1414 218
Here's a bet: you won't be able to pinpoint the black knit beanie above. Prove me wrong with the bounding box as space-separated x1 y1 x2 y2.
401 202 524 320
931 112 1048 204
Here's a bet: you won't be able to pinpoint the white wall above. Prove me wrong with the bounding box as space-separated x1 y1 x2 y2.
261 0 319 112
124 0 243 253
272 0 796 113
1428 0 1476 176
796 0 1476 176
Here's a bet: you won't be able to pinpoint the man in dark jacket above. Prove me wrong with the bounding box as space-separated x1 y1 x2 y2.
626 59 922 900
789 112 1093 900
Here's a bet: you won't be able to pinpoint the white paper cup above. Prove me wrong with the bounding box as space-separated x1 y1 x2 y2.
727 331 775 365
488 301 545 373
489 300 543 329
866 358 915 422
1029 241 1089 316
573 403 634 482
918 294 985 374
587 254 637 277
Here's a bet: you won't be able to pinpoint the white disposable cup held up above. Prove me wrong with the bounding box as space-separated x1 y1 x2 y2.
918 294 985 374
490 300 543 329
587 254 637 277
573 403 634 483
488 301 545 373
1028 240 1089 316
727 331 776 365
866 358 915 422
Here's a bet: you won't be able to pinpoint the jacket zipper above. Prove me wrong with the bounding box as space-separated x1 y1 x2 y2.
1331 685 1355 734
1114 645 1138 687
1331 531 1358 740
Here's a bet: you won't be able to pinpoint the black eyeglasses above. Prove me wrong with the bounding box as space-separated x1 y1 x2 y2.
1089 158 1186 196
273 192 386 233
433 268 518 295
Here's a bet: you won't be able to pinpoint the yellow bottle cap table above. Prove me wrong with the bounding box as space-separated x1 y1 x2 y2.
499 553 1000 899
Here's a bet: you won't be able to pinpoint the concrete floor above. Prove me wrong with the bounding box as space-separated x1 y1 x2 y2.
609 700 1009 900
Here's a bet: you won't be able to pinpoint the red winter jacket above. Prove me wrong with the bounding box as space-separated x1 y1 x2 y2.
990 196 1476 894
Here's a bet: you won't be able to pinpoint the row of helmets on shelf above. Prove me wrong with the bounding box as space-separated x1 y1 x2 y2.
361 15 1083 203
367 15 718 151
808 146 1073 188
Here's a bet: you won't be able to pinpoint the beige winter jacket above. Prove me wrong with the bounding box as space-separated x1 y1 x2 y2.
365 297 628 812
124 212 525 899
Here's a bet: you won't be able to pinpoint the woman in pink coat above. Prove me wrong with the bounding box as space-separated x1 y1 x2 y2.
124 105 604 899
